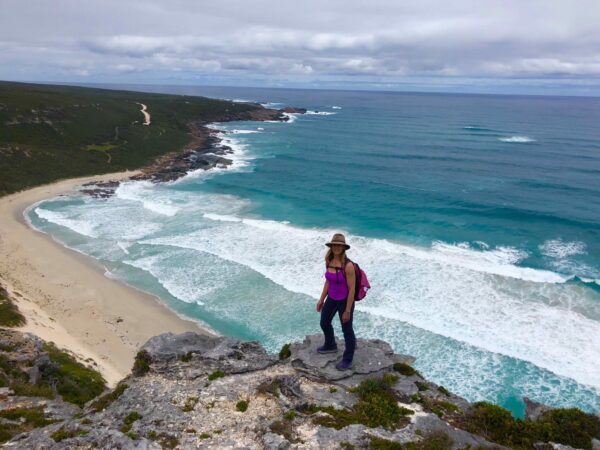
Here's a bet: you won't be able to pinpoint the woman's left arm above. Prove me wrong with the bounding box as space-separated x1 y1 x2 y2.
342 262 356 323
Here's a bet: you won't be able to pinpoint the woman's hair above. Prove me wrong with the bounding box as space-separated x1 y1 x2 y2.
325 247 348 267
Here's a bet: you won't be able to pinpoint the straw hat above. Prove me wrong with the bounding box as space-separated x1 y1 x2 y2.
325 233 350 250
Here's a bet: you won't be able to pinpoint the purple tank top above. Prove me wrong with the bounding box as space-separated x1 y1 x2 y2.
325 263 349 301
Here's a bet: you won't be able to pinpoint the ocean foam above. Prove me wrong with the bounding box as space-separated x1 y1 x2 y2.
34 207 98 237
331 106 342 109
115 181 180 216
282 112 299 123
499 136 536 143
540 239 587 258
137 213 600 389
305 110 337 116
230 129 260 134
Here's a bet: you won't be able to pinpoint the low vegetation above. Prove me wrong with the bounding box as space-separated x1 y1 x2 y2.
41 342 106 406
393 362 418 377
0 407 58 443
132 349 151 376
278 343 291 360
461 402 600 450
0 288 26 327
303 374 413 430
90 382 128 412
208 370 225 381
0 81 261 196
51 426 89 442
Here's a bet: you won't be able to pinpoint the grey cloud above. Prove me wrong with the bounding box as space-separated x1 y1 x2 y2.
2 0 600 93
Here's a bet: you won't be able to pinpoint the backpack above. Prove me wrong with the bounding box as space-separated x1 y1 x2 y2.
346 259 371 301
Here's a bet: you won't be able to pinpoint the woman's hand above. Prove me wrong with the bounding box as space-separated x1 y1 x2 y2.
342 310 351 323
316 299 324 312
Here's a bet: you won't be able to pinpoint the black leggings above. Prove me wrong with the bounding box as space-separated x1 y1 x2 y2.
320 296 356 362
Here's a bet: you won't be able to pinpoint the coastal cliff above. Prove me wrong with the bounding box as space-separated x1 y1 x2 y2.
2 322 600 449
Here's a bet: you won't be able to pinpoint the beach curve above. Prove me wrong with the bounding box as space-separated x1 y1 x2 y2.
0 170 217 387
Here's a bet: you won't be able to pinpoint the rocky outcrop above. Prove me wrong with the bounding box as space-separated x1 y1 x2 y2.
4 333 502 449
4 331 600 449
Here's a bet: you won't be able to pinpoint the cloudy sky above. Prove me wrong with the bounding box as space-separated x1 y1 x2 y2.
2 0 600 95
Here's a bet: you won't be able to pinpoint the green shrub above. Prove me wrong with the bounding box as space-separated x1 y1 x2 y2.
51 427 89 442
464 402 600 450
437 385 451 397
393 362 417 376
278 343 291 360
90 383 128 411
180 351 194 362
0 406 56 428
199 432 211 439
415 381 429 391
0 290 26 327
42 342 106 406
284 410 296 421
10 380 55 399
305 374 413 430
120 411 142 433
236 399 249 412
208 370 225 381
132 350 151 376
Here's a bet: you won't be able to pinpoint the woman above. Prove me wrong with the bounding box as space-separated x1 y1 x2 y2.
316 232 356 370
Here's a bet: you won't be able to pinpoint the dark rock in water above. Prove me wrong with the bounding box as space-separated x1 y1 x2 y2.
79 180 121 198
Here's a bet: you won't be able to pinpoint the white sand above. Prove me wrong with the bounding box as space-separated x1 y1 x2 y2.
0 171 216 387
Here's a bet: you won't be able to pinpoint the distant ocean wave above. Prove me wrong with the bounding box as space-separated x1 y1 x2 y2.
499 135 536 143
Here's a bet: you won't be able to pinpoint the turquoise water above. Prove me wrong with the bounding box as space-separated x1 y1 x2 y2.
28 86 600 417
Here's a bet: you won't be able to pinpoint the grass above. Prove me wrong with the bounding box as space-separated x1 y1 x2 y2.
41 342 106 406
0 288 26 327
0 406 59 443
90 382 128 411
51 426 89 442
0 339 105 407
208 370 225 381
0 81 262 197
120 411 142 433
303 374 413 430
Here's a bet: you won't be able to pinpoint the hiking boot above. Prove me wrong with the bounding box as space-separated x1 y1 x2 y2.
317 345 338 354
335 360 353 371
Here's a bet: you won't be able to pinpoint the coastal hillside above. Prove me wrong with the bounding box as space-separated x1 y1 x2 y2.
0 81 264 196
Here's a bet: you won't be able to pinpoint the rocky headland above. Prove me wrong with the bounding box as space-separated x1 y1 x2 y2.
79 105 306 198
2 324 599 449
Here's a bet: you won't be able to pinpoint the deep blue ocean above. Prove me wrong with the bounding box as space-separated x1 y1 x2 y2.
28 85 600 417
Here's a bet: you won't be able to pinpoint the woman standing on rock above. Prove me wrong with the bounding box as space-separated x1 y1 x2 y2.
316 233 356 370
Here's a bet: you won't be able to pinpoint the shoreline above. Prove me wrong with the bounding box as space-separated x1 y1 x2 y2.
0 170 218 387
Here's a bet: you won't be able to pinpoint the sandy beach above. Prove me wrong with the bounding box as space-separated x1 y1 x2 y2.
0 171 216 387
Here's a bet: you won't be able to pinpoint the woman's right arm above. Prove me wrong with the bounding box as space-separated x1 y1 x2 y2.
317 280 328 312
